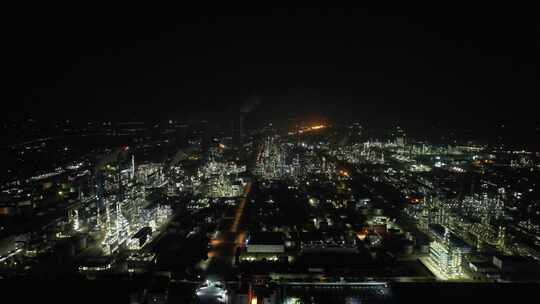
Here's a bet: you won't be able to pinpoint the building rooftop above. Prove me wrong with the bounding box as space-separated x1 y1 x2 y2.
248 232 284 245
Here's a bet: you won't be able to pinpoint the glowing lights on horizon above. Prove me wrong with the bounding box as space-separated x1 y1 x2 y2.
288 124 327 135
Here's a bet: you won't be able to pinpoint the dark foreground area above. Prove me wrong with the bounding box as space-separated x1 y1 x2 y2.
0 279 538 304
392 282 539 303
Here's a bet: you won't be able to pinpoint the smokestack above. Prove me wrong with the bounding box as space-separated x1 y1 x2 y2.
131 155 135 179
239 114 245 146
237 95 261 147
240 95 261 114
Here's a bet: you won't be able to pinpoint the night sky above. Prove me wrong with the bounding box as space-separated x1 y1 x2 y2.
7 6 540 134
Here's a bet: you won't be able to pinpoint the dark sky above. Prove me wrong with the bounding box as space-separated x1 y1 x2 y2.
7 5 540 132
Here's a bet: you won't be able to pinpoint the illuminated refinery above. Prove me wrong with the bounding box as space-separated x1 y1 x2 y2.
2 118 539 303
4 6 539 304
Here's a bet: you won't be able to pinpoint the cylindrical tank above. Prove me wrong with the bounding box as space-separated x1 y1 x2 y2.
75 235 87 251
67 243 76 257
404 240 414 255
118 260 128 273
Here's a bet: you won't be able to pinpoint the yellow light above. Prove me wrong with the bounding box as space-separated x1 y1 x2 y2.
210 239 221 246
251 298 258 304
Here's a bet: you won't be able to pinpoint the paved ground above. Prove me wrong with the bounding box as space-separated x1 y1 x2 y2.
204 182 252 280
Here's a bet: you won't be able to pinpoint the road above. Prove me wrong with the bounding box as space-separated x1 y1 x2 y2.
230 182 251 233
204 181 252 279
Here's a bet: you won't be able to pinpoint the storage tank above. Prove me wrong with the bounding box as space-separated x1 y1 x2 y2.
74 234 87 252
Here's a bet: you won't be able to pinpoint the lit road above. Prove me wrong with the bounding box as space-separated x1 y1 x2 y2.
230 182 251 233
204 181 252 279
